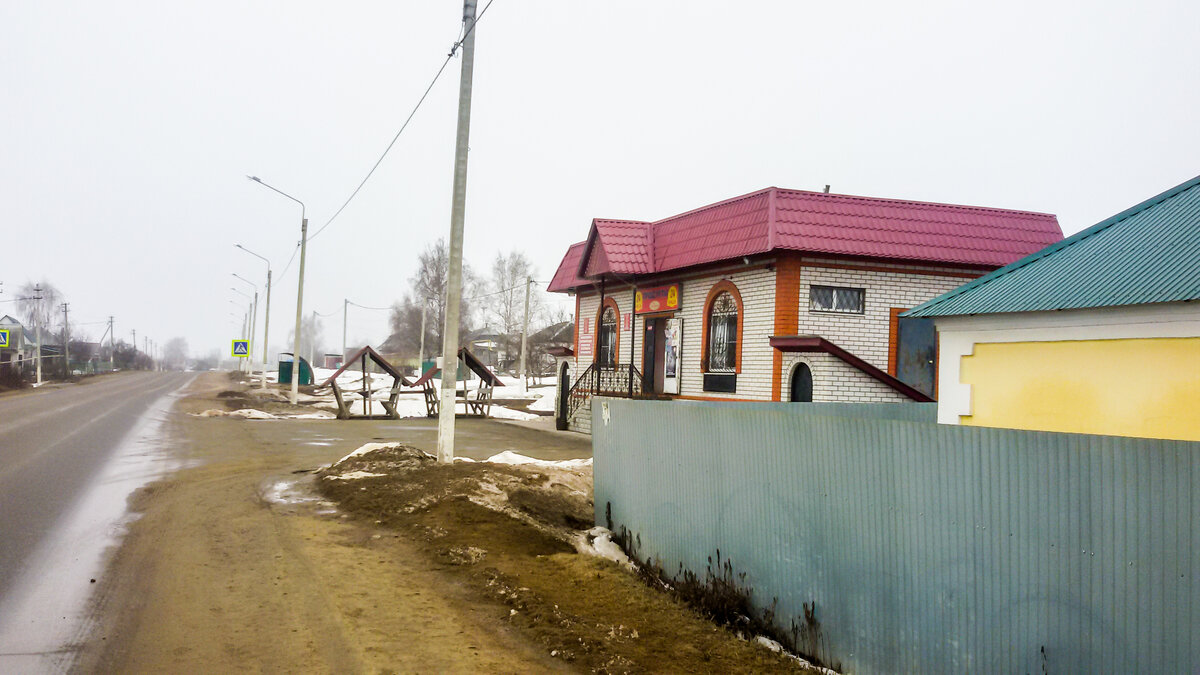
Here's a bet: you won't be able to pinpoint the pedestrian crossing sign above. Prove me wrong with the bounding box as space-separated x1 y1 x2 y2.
232 339 250 357
0 329 8 349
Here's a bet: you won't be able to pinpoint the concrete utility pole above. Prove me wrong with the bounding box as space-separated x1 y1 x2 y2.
61 303 70 376
518 276 531 395
109 316 115 370
436 0 478 464
248 176 306 405
342 299 348 366
34 285 42 385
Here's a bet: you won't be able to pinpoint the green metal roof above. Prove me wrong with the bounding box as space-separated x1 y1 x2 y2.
905 174 1200 318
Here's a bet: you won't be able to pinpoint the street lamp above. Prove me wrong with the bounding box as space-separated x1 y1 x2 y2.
249 175 307 405
233 273 259 383
236 244 272 390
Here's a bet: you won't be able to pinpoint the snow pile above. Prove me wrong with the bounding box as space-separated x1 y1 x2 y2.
576 526 634 569
323 470 387 481
332 441 409 466
527 393 556 412
484 451 592 470
189 408 335 420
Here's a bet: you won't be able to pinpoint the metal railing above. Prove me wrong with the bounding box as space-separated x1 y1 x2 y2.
566 362 642 419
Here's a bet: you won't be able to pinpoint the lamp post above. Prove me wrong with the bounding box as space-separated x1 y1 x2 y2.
236 244 272 389
249 175 307 405
230 297 251 373
233 273 259 382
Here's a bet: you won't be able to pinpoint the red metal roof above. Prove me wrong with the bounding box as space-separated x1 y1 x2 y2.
550 187 1062 292
547 241 587 292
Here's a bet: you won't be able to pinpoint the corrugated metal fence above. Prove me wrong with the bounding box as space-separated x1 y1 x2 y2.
592 398 1199 674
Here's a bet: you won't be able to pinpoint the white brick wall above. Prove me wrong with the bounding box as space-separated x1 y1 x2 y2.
796 264 969 371
677 267 777 400
557 260 968 431
780 353 910 403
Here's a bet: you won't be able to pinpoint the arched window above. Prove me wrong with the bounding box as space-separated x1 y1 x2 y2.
706 291 738 372
596 304 618 368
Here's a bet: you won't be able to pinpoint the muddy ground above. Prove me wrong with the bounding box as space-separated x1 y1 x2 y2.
77 372 817 673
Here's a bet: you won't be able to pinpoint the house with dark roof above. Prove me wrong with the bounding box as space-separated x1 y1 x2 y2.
547 186 1063 432
906 174 1200 441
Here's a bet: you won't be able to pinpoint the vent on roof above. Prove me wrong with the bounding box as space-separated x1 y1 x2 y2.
823 185 830 194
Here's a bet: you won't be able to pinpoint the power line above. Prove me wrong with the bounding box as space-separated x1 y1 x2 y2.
307 0 500 243
347 300 394 311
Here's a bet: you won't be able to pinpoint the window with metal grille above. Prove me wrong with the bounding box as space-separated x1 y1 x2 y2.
706 292 738 372
809 285 865 314
597 306 617 368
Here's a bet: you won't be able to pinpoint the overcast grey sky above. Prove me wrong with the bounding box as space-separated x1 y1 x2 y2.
3 1 1198 358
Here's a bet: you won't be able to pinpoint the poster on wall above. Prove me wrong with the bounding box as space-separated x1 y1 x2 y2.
663 318 681 394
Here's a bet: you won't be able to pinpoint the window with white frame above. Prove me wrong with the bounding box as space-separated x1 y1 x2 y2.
809 285 865 314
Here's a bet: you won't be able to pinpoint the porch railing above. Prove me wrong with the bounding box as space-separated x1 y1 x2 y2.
566 363 643 419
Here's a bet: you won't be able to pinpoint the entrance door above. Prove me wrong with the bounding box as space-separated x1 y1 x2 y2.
790 363 813 402
556 362 570 430
896 317 936 398
642 318 668 395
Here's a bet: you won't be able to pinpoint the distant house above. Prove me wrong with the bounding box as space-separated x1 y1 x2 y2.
548 186 1063 432
906 174 1200 442
0 314 37 376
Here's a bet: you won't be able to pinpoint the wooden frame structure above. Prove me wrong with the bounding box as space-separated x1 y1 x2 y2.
319 346 414 420
412 347 505 418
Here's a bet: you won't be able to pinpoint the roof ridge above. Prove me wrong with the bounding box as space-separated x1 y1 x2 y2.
775 187 1057 218
651 187 774 225
905 173 1200 317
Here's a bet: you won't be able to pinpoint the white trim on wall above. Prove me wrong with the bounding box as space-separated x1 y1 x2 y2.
934 302 1200 425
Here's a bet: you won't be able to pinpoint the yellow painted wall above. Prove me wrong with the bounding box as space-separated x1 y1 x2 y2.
959 337 1200 441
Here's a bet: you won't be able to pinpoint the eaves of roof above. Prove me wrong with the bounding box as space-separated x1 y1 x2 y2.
904 173 1200 318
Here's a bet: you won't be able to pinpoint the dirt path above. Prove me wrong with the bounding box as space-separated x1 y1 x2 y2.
77 372 566 673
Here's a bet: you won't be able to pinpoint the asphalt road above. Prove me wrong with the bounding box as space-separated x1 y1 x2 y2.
0 371 193 603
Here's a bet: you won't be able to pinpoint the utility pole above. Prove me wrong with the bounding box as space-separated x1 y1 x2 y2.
61 303 70 377
419 300 428 370
342 299 348 366
261 269 272 388
437 0 478 464
109 316 115 370
34 285 42 385
518 276 531 395
132 329 137 369
249 290 258 378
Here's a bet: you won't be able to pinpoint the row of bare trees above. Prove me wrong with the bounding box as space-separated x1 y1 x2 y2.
380 240 567 372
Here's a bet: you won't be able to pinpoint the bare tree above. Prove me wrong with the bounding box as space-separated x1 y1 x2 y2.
16 281 61 334
288 314 323 363
163 337 188 370
383 239 479 360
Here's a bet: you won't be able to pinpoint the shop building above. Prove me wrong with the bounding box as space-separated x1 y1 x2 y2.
906 173 1200 441
547 187 1063 432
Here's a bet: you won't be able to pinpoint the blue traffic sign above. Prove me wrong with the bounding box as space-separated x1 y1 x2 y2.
231 340 250 357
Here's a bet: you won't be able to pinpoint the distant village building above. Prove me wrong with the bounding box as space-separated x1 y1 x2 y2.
0 314 37 377
907 174 1200 442
547 187 1063 432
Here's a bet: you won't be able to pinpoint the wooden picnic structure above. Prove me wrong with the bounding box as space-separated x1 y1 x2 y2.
319 345 414 420
412 347 505 418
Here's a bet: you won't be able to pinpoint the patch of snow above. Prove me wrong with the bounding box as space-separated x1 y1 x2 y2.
485 405 539 421
527 393 556 412
755 636 840 673
333 442 405 465
228 408 278 419
484 451 592 469
756 636 784 652
322 470 387 481
576 526 634 569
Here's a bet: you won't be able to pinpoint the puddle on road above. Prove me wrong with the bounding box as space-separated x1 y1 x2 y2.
0 383 193 673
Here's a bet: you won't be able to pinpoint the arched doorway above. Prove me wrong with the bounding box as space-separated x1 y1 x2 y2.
790 363 813 403
556 361 570 430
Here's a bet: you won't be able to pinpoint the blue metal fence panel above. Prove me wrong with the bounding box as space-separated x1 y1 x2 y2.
592 397 1200 674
